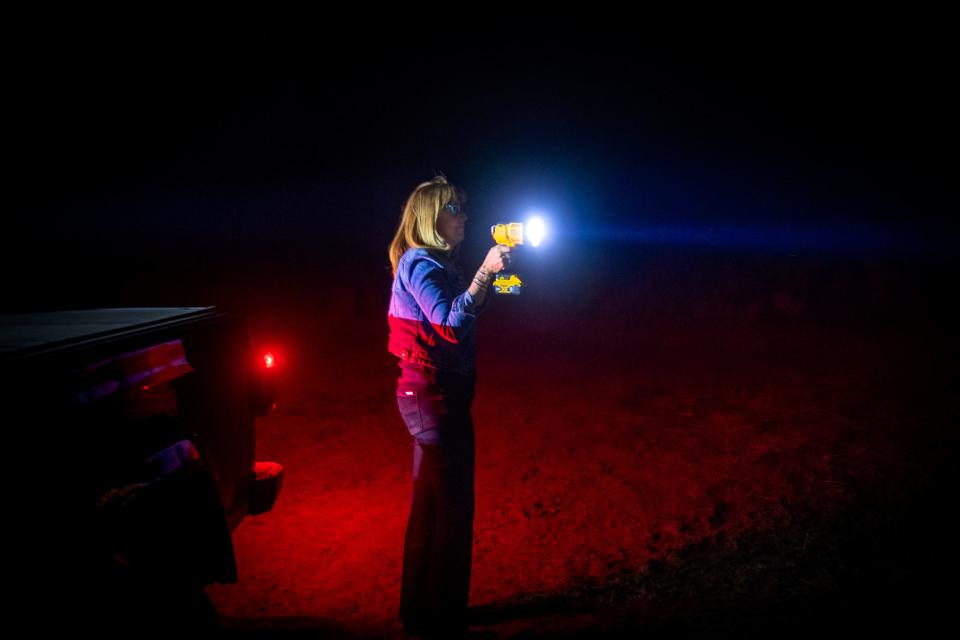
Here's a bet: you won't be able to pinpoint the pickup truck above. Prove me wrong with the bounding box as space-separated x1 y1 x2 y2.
0 306 283 631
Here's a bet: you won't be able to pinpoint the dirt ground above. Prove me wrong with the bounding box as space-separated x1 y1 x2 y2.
205 249 952 638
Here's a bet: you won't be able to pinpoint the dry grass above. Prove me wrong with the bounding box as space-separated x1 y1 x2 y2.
209 252 952 637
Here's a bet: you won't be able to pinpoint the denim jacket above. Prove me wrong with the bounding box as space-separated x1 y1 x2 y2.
387 247 491 376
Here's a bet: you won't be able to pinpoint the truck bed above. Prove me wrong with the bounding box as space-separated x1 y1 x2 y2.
0 307 218 360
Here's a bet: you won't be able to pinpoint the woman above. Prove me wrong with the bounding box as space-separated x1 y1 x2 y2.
387 176 511 638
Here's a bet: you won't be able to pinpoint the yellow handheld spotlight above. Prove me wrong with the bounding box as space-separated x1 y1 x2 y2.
489 216 546 294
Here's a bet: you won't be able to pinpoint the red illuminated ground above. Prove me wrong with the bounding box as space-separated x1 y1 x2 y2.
206 252 950 637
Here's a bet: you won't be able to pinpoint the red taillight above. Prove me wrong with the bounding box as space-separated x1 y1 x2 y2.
252 347 280 417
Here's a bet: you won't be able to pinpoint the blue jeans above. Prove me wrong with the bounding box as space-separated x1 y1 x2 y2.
396 363 476 634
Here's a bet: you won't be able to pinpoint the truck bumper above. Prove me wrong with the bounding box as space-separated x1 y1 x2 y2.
248 461 284 516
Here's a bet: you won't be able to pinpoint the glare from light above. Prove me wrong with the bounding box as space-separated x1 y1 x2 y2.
264 352 276 369
526 216 546 247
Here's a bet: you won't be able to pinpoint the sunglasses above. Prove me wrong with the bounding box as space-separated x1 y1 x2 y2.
444 202 467 218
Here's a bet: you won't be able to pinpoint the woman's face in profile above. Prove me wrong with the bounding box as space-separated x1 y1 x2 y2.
437 202 467 248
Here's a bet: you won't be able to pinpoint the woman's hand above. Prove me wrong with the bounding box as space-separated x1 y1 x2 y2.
480 245 513 274
468 245 512 306
469 245 511 304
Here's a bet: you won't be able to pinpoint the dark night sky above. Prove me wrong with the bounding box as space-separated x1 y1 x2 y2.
10 25 956 310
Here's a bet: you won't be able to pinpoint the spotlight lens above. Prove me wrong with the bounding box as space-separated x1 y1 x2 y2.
526 217 545 247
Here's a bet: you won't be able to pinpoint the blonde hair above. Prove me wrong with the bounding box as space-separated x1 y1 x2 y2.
388 175 465 276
